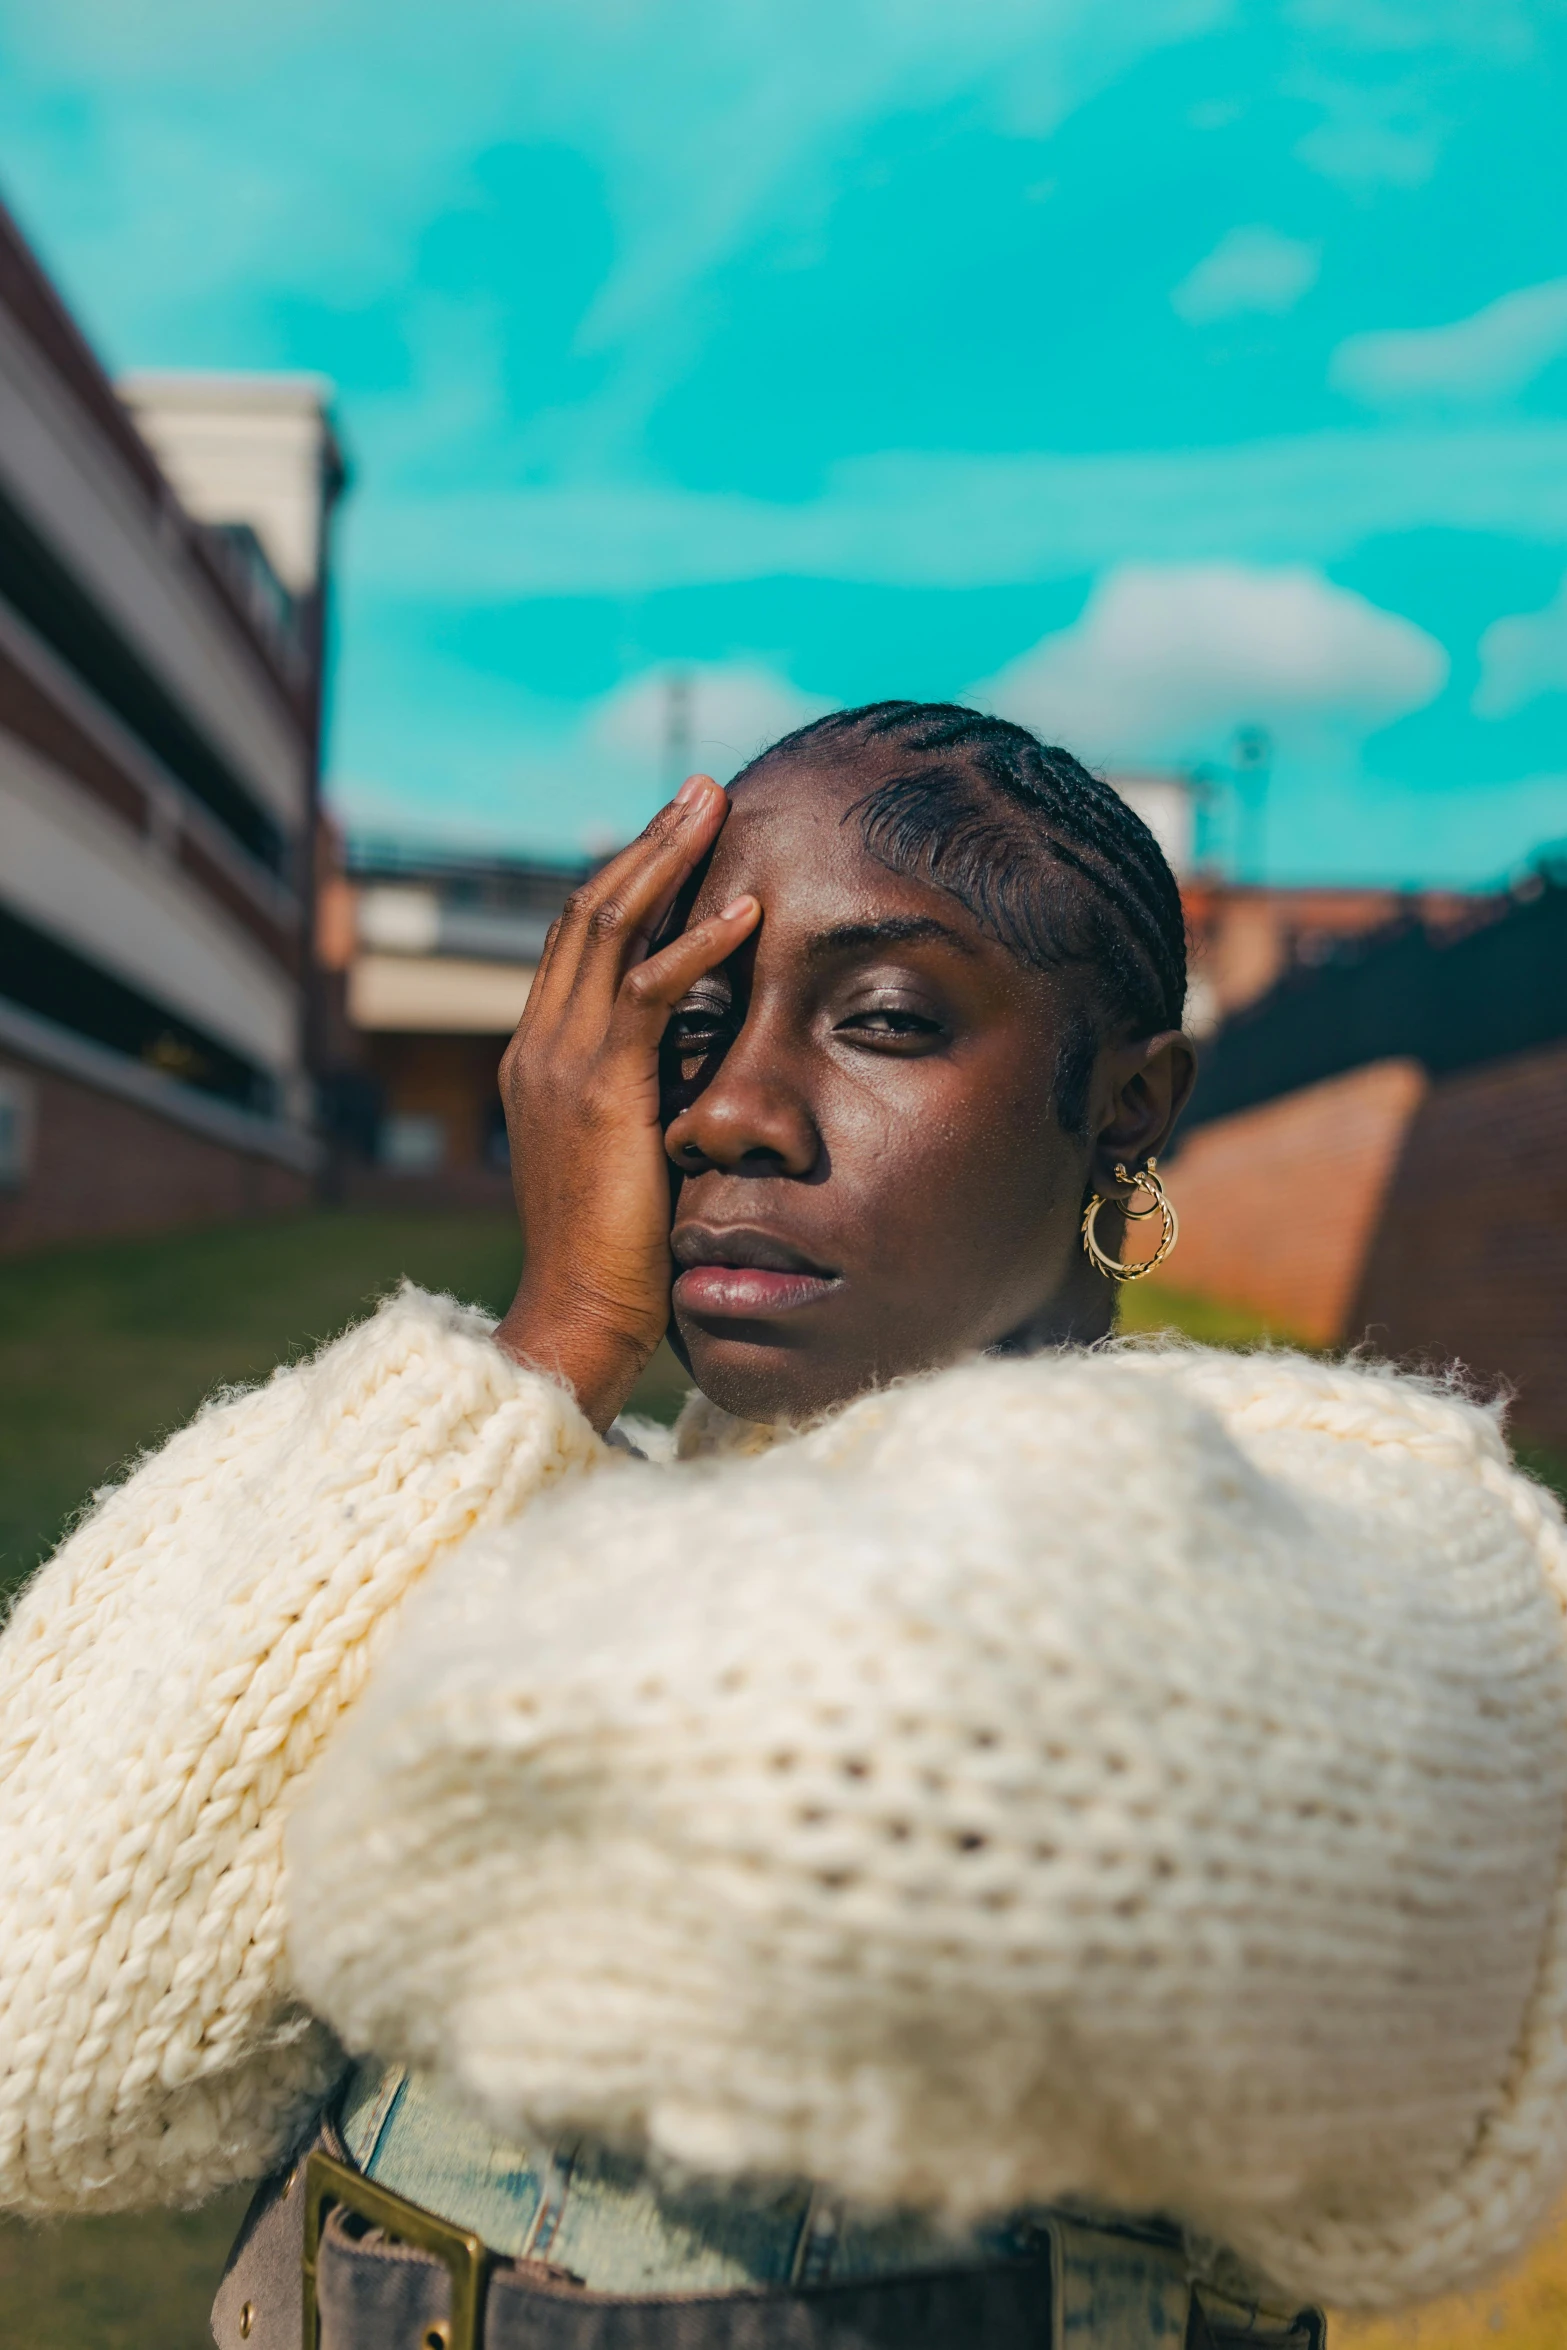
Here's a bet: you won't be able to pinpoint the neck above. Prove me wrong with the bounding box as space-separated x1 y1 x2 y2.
995 1257 1116 1355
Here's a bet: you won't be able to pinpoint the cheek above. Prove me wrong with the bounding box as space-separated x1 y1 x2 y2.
832 1069 1059 1246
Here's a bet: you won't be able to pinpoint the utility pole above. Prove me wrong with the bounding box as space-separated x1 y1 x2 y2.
1231 725 1272 883
663 670 693 797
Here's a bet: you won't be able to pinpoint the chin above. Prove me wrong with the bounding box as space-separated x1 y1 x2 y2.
673 1316 868 1426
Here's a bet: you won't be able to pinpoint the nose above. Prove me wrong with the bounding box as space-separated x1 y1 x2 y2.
665 1020 821 1177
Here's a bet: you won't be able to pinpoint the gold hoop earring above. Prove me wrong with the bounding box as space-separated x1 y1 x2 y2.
1081 1157 1178 1284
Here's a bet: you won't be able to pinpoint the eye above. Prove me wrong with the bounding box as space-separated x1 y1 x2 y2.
835 1006 944 1047
664 1000 733 1086
667 1006 728 1050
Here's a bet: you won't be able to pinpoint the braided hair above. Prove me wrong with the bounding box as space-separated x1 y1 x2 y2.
733 701 1188 1135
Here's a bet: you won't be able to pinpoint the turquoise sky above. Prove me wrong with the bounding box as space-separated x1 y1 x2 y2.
1 0 1565 882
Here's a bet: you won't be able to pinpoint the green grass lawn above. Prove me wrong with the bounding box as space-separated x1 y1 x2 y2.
0 1213 1557 2345
0 1214 1313 1608
0 1208 695 1603
0 1208 701 2347
1116 1278 1296 1351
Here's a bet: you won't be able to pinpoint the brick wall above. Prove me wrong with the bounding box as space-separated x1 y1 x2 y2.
1353 1040 1567 1451
1147 1059 1428 1344
1149 1041 1567 1453
0 1048 309 1255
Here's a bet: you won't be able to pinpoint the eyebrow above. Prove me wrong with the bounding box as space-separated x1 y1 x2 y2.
802 914 975 964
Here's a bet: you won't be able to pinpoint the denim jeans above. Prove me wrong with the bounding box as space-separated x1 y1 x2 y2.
338 2057 1323 2348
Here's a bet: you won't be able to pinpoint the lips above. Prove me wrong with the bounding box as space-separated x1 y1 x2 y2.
671 1223 841 1320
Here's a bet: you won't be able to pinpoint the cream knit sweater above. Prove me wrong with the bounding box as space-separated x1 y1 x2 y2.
2 1286 1566 2315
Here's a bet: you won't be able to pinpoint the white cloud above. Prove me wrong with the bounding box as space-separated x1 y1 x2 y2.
0 0 1231 417
1474 573 1567 717
353 424 1567 599
1286 0 1534 62
589 662 831 781
967 563 1447 765
1171 226 1320 325
1331 279 1567 411
329 658 834 858
1290 71 1445 190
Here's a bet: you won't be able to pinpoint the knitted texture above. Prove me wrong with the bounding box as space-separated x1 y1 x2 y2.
286 1343 1567 2313
0 1286 603 2215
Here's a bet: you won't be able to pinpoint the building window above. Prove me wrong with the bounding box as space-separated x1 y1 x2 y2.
0 1067 36 1188
0 903 277 1114
0 480 286 874
379 1113 448 1173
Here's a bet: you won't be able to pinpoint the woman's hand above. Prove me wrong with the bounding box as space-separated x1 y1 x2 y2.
493 777 759 1431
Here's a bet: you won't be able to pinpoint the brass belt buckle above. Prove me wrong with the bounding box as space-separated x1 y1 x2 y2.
303 2148 490 2350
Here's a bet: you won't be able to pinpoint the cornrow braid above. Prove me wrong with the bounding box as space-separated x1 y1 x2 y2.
733 701 1188 1134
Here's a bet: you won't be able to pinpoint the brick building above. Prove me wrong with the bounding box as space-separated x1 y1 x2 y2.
1152 871 1567 1452
1181 879 1474 1033
315 835 587 1190
1106 775 1480 1038
0 196 344 1253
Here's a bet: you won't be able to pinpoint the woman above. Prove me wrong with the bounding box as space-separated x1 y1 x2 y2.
2 703 1565 2350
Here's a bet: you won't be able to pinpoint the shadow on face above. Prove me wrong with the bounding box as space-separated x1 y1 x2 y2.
659 750 1139 1423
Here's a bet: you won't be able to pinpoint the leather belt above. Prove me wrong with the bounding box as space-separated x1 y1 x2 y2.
212 2110 1323 2350
309 2155 1057 2347
213 2118 1058 2350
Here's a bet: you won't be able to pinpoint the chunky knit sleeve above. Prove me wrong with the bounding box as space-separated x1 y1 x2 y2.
0 1284 603 2216
288 1345 1567 2313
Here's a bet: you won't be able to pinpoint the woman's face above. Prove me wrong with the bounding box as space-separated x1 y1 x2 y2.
660 752 1192 1423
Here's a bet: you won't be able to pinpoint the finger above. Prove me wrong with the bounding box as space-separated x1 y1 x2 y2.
611 894 760 1045
567 779 731 1027
533 777 728 1023
613 777 731 961
518 905 569 1026
531 911 565 993
560 776 724 959
507 779 722 1072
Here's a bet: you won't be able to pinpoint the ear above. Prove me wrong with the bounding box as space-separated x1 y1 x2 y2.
1088 1029 1198 1190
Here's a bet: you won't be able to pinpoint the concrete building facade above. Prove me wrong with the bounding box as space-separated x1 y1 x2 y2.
314 836 585 1193
0 196 344 1253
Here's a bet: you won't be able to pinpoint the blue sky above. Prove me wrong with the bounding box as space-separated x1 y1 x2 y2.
1 0 1565 882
